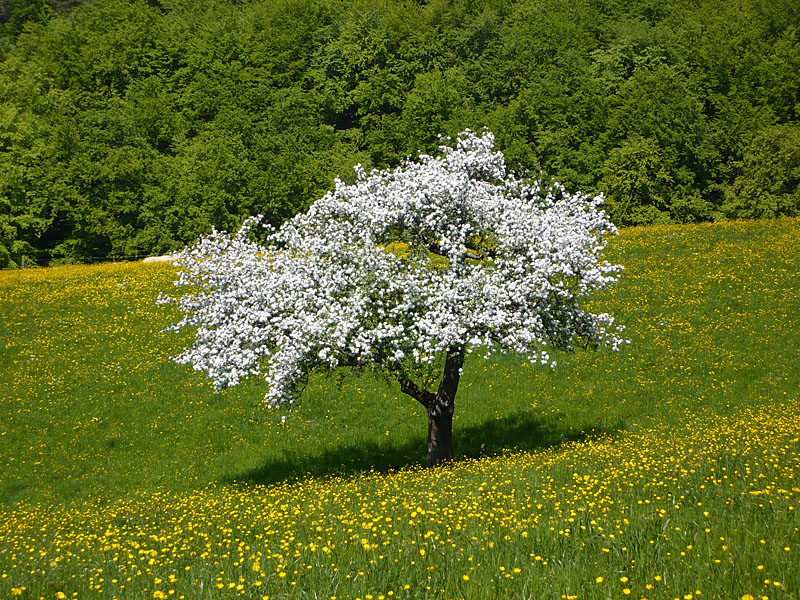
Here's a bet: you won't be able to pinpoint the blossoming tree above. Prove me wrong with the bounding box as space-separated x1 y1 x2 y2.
162 130 626 467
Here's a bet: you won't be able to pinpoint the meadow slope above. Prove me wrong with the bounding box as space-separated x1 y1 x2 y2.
0 219 799 599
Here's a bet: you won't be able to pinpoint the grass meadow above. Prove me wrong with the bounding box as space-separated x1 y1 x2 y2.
1 218 799 600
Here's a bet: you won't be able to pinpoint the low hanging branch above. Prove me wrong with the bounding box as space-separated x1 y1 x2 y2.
160 129 628 467
399 378 435 408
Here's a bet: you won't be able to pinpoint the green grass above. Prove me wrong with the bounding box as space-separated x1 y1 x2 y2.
1 218 799 599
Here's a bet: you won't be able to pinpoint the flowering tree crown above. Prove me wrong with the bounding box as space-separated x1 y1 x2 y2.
162 130 626 408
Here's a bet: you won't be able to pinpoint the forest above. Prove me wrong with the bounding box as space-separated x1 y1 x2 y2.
1 0 798 267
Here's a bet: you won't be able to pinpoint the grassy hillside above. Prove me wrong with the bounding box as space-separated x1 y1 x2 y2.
0 219 799 599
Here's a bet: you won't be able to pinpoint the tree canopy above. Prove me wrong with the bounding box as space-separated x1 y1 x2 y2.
161 130 626 466
1 0 799 267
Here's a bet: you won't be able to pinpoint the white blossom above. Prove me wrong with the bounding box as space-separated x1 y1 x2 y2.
160 129 627 408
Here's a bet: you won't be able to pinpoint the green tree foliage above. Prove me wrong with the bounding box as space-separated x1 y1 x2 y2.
0 0 798 267
0 0 51 39
723 123 800 218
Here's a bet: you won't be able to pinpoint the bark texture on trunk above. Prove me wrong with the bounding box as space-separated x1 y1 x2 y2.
400 346 465 468
427 406 454 467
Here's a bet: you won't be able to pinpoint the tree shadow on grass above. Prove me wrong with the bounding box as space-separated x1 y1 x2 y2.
226 411 625 488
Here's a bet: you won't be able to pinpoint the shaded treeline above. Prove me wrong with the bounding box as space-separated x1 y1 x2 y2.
1 0 798 267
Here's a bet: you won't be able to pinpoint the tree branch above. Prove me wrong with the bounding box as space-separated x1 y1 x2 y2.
464 240 497 260
399 377 435 408
427 242 485 262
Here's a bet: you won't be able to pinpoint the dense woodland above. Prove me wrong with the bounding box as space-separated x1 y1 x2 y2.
1 0 798 267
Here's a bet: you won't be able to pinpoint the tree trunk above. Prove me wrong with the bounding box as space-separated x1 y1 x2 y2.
399 346 466 467
427 346 465 467
427 403 454 467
